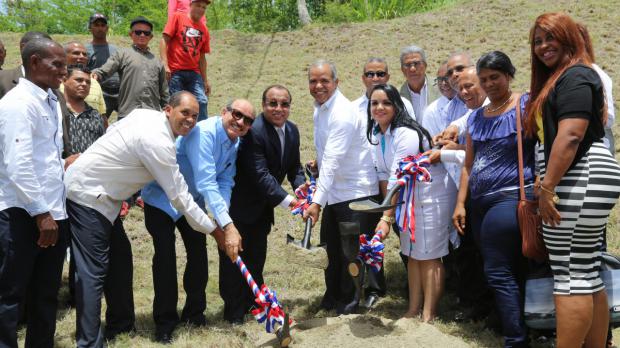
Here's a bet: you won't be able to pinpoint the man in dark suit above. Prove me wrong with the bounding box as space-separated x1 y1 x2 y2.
222 84 306 324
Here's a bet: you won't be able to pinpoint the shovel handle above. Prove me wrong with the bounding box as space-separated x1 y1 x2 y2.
382 181 404 205
301 218 312 249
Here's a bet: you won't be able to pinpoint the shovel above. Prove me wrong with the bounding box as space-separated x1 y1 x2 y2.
286 218 329 270
348 181 404 213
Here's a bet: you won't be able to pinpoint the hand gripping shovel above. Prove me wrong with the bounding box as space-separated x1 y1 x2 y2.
348 181 404 213
286 218 329 270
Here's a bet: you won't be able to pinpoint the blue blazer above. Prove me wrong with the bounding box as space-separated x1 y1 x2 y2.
229 114 306 226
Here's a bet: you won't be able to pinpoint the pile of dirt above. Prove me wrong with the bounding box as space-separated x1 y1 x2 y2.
254 314 471 347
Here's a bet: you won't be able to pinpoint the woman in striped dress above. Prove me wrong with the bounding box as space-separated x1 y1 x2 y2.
526 12 620 348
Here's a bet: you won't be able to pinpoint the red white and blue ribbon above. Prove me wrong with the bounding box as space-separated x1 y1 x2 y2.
235 256 289 333
357 230 385 272
291 175 316 216
394 154 432 243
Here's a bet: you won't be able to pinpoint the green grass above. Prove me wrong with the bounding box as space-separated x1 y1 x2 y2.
3 0 620 346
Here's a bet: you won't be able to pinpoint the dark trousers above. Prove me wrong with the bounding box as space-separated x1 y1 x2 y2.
68 200 134 348
319 196 378 310
143 204 207 333
168 71 208 122
0 208 68 348
218 219 270 322
471 190 528 348
102 94 118 119
447 199 491 311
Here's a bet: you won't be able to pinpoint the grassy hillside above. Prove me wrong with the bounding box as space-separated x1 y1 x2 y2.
3 0 620 346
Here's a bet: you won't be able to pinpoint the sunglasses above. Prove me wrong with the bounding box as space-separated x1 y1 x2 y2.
266 100 291 109
133 30 152 37
364 71 387 78
446 64 473 77
402 61 424 69
228 107 254 126
434 76 449 85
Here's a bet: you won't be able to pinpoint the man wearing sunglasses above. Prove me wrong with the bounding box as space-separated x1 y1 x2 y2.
399 45 440 125
355 57 415 121
92 16 169 120
222 85 306 324
141 98 255 339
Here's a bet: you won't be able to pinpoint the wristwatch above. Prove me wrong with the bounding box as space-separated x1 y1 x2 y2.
380 215 395 224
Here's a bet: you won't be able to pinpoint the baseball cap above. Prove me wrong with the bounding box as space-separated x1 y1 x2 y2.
89 13 108 27
130 16 153 30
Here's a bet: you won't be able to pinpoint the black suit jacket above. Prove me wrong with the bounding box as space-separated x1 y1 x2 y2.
230 114 306 226
0 66 22 99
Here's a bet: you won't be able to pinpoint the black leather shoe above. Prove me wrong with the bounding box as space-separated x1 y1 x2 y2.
155 331 173 344
104 326 136 341
227 317 244 327
363 294 379 309
337 300 359 315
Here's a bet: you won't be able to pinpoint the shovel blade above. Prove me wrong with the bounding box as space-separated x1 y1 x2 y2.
286 243 329 270
276 313 292 347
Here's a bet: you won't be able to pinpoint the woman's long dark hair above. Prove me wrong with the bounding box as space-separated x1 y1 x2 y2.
366 84 433 153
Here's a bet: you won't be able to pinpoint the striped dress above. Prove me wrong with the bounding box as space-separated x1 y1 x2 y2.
538 142 620 294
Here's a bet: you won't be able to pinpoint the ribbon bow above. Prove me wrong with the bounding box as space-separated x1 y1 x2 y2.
291 175 316 216
235 256 290 333
394 154 432 243
357 230 385 272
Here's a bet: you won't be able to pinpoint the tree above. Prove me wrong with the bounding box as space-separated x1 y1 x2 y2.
297 0 311 26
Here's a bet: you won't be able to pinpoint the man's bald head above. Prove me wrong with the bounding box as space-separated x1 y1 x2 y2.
457 67 486 109
64 41 88 65
22 39 67 90
446 52 473 91
19 31 52 53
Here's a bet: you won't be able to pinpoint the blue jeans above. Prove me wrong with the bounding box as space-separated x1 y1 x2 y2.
470 188 530 348
169 70 208 121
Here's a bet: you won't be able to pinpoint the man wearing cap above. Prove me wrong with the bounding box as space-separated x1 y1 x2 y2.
86 13 121 119
92 16 168 120
161 0 211 121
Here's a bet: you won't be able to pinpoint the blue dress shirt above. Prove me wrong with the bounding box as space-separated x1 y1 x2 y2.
142 116 238 227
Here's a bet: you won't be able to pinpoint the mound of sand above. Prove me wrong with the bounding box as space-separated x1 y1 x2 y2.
254 314 471 347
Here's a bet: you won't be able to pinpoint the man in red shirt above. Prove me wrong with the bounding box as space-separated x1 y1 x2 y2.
161 0 211 121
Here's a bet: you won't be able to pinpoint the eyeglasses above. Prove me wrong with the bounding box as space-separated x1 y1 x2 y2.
266 101 291 109
446 64 473 77
228 107 254 126
364 71 387 78
434 76 449 85
133 30 152 37
402 61 424 69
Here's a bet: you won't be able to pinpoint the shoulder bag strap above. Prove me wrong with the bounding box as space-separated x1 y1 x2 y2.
514 93 526 201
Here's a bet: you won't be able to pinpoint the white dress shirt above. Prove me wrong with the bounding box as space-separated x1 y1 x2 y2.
0 78 67 220
422 95 451 137
64 109 216 234
592 63 615 129
406 79 431 125
313 89 378 206
373 126 420 188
